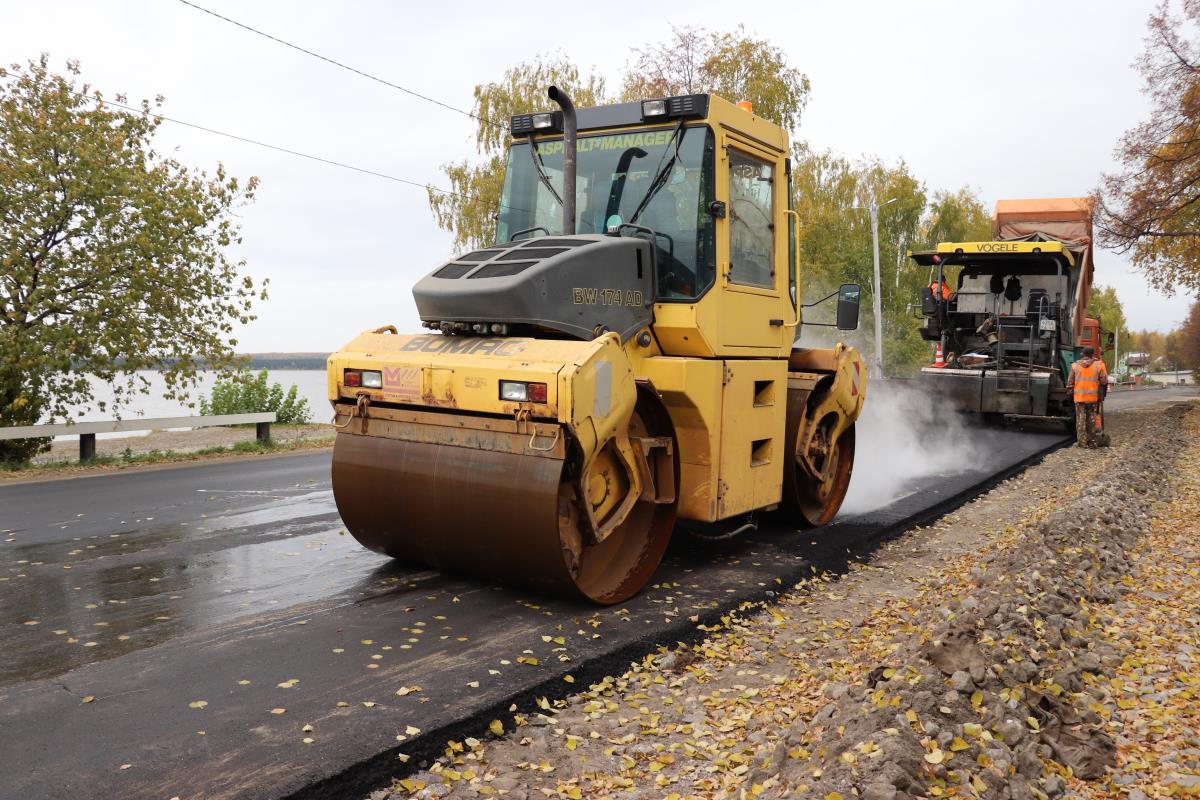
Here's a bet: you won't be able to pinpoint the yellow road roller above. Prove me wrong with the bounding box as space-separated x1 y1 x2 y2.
328 88 866 604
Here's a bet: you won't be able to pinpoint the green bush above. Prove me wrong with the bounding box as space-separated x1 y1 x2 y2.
199 369 311 425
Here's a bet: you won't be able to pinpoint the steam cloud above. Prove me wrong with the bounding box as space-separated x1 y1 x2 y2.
839 380 979 515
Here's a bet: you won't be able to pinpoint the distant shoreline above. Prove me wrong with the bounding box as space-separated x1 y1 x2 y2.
241 353 330 371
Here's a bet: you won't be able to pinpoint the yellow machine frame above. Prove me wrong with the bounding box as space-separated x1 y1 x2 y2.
327 94 866 602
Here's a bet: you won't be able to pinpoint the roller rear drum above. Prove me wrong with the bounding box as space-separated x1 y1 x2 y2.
331 406 677 605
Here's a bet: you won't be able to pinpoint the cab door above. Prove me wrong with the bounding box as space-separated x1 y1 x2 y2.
717 137 791 351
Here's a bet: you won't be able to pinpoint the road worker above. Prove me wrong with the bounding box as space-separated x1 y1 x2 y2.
928 276 951 301
1066 346 1109 447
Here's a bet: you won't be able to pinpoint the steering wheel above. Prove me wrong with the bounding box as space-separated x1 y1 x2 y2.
657 249 698 296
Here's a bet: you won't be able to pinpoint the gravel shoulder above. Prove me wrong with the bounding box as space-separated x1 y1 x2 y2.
375 401 1198 800
33 422 334 463
1073 408 1200 797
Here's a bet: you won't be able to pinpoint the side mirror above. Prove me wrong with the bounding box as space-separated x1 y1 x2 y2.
836 283 861 331
1104 332 1115 351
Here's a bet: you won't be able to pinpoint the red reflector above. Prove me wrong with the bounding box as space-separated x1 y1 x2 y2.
527 382 548 403
344 370 361 387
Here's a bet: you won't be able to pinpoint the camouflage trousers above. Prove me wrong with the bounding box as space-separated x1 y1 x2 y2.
1075 402 1104 447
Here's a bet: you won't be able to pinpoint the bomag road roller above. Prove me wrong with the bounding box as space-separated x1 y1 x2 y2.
328 87 866 604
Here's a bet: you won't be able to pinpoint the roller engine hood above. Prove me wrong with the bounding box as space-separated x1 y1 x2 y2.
413 235 656 342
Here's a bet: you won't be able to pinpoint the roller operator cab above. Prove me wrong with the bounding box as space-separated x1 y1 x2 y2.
328 88 866 604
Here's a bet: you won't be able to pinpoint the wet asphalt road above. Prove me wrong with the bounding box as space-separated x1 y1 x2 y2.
0 426 1070 800
1104 384 1198 410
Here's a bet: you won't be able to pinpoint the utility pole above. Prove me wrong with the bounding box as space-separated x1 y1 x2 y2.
853 197 896 379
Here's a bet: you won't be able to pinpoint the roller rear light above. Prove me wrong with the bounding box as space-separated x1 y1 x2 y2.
343 369 381 388
499 380 548 403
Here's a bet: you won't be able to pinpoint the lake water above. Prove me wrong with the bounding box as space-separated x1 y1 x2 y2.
56 370 332 439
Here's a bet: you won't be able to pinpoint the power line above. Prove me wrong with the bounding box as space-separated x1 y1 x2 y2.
176 0 507 132
72 90 516 209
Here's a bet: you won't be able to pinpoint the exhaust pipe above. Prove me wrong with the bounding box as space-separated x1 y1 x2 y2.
547 85 576 235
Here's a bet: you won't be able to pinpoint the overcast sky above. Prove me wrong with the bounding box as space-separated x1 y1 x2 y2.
3 0 1194 351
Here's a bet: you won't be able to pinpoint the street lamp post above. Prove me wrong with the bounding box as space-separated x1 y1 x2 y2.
853 197 896 379
1114 326 1120 382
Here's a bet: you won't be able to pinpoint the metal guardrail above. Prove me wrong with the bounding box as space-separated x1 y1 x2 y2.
0 412 277 461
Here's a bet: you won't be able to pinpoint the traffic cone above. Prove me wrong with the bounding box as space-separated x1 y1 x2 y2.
933 341 945 368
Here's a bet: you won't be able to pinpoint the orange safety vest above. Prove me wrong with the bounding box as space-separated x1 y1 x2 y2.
1071 359 1106 403
929 280 951 300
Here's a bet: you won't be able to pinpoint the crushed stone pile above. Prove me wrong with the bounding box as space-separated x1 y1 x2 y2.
770 403 1193 800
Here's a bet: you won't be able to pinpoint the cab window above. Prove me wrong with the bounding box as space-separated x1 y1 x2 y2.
786 161 797 308
728 150 775 289
496 126 717 301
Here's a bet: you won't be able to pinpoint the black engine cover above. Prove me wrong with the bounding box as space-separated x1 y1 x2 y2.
414 235 656 341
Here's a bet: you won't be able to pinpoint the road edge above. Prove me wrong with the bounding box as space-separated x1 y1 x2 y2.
0 443 333 487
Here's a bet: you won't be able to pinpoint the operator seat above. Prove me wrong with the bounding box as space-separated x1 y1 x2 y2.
1026 288 1048 315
